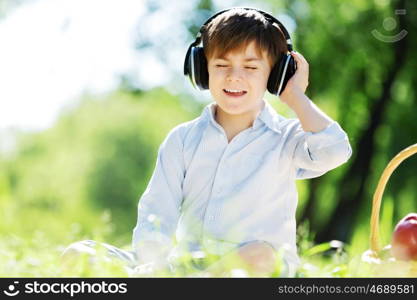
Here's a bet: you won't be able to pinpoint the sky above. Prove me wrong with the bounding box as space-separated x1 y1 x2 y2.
0 0 160 132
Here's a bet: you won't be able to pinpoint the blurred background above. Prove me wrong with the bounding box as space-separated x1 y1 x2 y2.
0 0 416 276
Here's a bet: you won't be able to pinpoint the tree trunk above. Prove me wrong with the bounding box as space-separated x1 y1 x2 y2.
313 0 409 243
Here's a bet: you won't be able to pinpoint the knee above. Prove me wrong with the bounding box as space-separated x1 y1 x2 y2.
236 241 277 275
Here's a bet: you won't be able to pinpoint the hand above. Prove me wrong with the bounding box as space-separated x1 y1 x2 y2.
236 241 276 276
279 51 309 104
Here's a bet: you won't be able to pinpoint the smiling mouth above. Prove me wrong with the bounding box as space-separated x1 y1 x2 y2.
223 89 247 97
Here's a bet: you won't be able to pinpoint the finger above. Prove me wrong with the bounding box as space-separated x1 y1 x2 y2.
290 51 304 66
291 51 308 65
290 52 307 70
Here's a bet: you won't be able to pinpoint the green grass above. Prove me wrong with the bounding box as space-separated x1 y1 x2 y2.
2 223 416 278
0 200 415 277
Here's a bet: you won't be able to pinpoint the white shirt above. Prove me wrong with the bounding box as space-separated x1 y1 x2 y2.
132 99 352 274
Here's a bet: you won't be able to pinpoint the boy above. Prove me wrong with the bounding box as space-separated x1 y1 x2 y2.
131 7 352 276
61 8 352 277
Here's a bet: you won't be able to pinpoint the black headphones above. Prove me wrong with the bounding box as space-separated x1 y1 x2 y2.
183 7 296 96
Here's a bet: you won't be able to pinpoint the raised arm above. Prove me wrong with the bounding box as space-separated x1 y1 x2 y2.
280 51 352 179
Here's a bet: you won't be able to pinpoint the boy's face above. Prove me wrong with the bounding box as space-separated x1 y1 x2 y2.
207 40 272 116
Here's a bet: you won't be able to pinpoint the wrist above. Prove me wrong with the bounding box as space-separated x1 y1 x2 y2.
280 88 306 109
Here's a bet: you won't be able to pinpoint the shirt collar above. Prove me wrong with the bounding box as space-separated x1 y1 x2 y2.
202 99 282 134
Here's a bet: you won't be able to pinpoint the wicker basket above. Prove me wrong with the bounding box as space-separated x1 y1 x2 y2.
361 143 417 277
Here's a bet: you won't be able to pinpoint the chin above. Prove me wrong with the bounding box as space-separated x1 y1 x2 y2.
221 100 263 115
217 102 251 115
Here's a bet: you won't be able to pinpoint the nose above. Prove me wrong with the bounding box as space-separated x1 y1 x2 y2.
226 67 243 82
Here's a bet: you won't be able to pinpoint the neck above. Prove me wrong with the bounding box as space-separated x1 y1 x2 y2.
215 100 265 134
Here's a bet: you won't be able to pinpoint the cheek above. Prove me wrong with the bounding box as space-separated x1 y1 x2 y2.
209 68 226 78
250 72 270 87
207 69 221 88
208 69 231 90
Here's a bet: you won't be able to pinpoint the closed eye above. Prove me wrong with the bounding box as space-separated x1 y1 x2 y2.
215 65 257 69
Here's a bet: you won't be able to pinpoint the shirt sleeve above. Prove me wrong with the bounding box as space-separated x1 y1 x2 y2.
132 125 185 263
289 121 352 179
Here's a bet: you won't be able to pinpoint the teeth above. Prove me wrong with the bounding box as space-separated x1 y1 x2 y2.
225 89 245 93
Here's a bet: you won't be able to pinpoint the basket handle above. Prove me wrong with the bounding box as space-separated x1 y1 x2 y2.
370 143 417 254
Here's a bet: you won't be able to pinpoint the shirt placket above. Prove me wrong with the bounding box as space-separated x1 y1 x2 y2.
201 127 227 238
201 125 250 245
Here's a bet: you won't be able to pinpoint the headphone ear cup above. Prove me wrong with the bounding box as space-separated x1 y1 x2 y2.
184 45 197 88
267 53 286 95
280 55 296 95
267 53 297 95
193 47 209 90
184 45 192 76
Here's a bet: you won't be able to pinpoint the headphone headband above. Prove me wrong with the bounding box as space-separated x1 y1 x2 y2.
195 7 293 51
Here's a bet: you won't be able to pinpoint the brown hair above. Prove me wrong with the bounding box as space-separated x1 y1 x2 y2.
202 8 288 67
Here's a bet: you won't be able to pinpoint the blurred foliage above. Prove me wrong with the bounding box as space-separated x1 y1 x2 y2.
0 88 202 250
